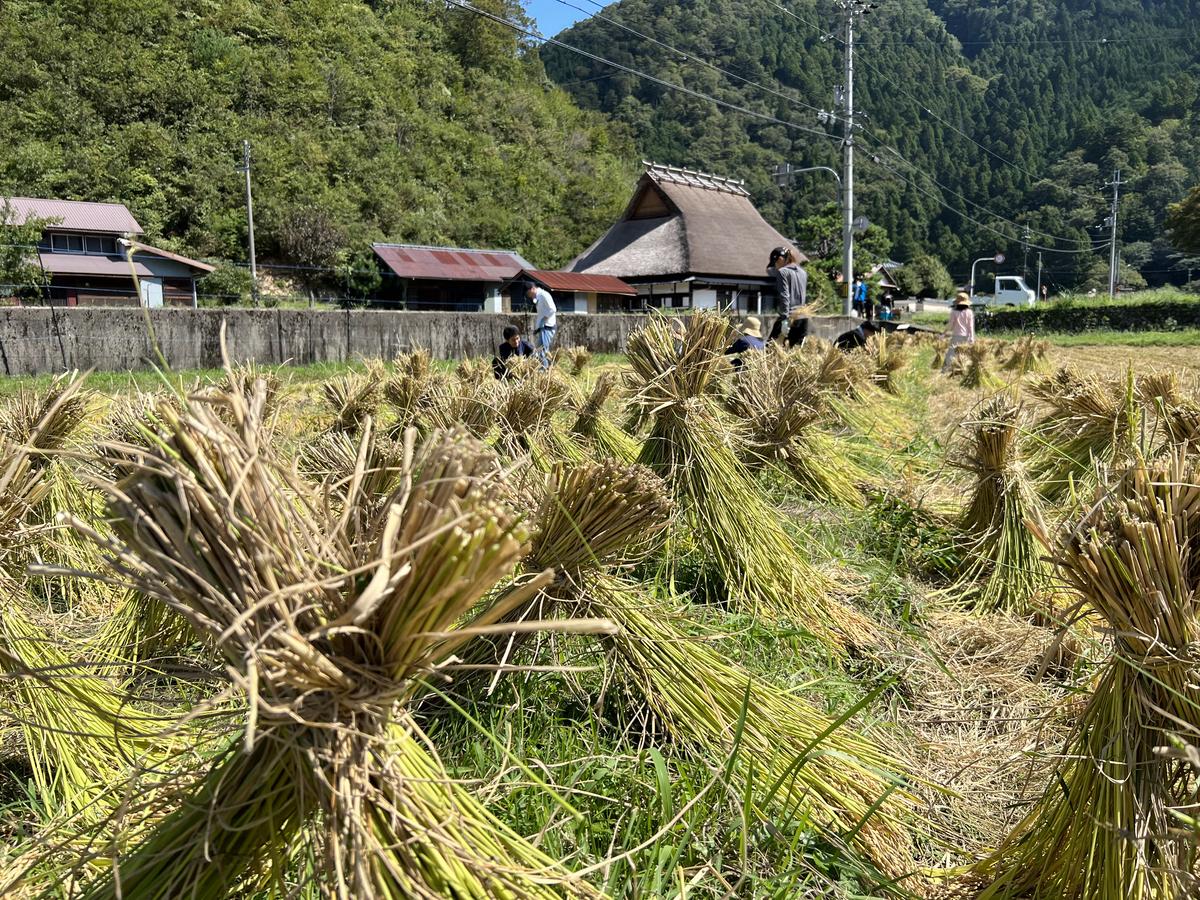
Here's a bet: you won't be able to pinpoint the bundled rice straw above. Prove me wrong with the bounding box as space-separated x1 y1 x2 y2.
38 379 609 899
971 452 1200 899
323 371 382 433
1001 336 1051 377
0 374 110 613
865 330 910 395
1029 367 1139 502
627 313 875 648
725 346 869 507
0 606 160 822
496 369 585 467
553 345 592 376
949 394 1052 613
959 345 1004 391
569 372 640 464
807 343 916 448
498 459 919 880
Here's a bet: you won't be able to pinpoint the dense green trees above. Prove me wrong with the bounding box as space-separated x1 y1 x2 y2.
543 0 1200 289
0 0 634 275
895 255 955 300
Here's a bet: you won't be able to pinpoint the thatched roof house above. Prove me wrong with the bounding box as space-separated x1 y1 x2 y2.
569 163 804 313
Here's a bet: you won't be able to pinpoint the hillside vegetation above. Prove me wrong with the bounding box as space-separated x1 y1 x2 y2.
0 0 633 273
544 0 1200 287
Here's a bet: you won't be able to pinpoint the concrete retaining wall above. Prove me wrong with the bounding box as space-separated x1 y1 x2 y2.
0 308 862 376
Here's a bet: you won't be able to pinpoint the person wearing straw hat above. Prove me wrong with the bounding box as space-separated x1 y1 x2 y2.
725 316 766 369
942 291 976 373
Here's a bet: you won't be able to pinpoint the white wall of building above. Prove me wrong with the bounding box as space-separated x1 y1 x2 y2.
139 277 164 309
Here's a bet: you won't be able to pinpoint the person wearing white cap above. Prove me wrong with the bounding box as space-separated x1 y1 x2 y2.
725 316 766 370
942 291 975 373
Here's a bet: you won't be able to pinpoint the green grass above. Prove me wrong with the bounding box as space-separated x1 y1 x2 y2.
0 353 629 400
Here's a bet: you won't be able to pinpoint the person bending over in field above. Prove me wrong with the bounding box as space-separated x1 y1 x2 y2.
834 319 879 352
492 325 534 379
726 316 766 370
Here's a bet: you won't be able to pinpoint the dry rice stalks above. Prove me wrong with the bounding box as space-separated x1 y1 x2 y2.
569 372 640 464
865 330 910 395
217 361 283 414
323 371 382 433
0 371 94 467
455 356 495 386
959 345 1003 392
726 347 869 507
970 452 1200 899
42 380 608 899
949 395 1052 613
1001 336 1051 377
553 345 592 375
627 314 874 648
462 458 919 880
1028 367 1139 502
0 605 160 823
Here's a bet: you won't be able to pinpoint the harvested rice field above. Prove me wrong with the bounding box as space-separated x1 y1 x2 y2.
0 317 1197 899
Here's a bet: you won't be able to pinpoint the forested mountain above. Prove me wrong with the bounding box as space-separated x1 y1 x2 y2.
0 0 632 280
543 0 1200 288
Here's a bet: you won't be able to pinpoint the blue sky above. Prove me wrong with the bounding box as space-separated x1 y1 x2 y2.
524 0 590 37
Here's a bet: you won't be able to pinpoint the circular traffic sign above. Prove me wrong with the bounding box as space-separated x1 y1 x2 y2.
994 253 1006 264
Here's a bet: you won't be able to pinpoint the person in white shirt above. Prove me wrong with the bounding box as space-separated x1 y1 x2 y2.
525 282 557 368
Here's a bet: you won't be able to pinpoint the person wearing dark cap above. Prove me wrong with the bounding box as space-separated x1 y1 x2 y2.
767 246 807 341
492 324 534 379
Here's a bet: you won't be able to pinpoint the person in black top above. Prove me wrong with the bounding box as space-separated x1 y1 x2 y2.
493 325 534 379
834 320 880 352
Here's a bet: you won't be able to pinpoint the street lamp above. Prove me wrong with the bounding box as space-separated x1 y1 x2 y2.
970 253 1005 301
772 163 843 208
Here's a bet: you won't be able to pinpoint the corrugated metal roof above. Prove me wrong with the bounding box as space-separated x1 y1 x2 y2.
38 253 153 277
131 241 215 273
373 243 532 282
4 197 143 235
521 269 636 296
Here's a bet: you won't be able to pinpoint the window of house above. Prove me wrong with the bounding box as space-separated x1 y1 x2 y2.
51 234 69 252
67 235 83 253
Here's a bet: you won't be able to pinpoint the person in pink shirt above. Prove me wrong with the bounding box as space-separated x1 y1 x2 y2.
942 291 975 373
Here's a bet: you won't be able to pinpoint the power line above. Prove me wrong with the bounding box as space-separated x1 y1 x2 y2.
852 53 1102 205
859 131 1104 250
446 0 840 143
861 151 1110 256
549 0 832 117
755 1 1103 205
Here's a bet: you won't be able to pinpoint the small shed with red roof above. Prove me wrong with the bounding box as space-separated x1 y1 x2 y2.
515 269 636 315
372 243 534 311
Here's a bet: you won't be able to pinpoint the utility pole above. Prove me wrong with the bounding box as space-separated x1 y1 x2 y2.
1022 225 1030 280
834 3 881 315
237 140 260 307
1036 251 1043 302
1106 169 1124 298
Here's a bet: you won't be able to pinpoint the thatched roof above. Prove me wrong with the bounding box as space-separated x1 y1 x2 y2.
569 163 804 282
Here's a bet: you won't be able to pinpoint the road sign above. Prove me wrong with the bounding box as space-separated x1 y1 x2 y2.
853 215 870 232
994 253 1006 264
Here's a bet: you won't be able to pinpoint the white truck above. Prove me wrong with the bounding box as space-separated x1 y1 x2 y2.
973 275 1037 308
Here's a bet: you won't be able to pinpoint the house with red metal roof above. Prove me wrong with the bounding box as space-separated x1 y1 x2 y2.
3 197 214 307
372 243 534 312
515 269 636 315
